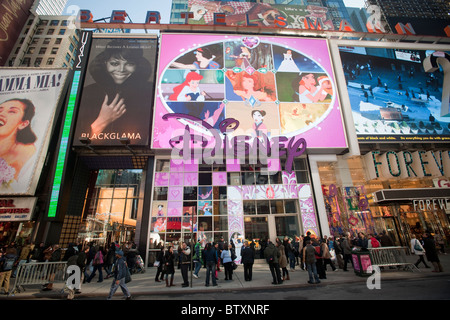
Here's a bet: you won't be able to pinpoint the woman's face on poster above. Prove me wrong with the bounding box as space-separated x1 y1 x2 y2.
253 111 263 123
0 100 29 139
188 79 200 90
242 76 255 91
302 73 316 86
105 56 137 84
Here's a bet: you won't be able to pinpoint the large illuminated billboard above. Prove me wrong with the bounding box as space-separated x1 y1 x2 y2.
0 68 68 195
153 33 347 159
73 37 158 146
338 47 450 142
186 0 334 30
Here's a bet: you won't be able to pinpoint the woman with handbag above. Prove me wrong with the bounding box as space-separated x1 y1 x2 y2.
87 246 105 283
410 234 430 269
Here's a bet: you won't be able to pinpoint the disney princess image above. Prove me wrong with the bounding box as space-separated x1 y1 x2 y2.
277 50 301 73
251 109 268 139
298 73 328 103
170 47 221 70
169 71 207 102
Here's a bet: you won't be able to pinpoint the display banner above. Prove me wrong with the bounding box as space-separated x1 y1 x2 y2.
186 0 335 30
73 37 157 146
0 68 68 195
153 34 347 167
339 47 450 142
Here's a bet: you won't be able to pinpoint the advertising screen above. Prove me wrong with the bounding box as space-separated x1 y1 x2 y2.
73 37 157 146
186 0 334 30
153 33 347 161
0 68 68 195
338 47 450 142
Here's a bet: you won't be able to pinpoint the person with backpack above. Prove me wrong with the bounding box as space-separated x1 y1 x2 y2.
0 247 18 295
107 250 132 300
410 234 430 269
86 246 105 283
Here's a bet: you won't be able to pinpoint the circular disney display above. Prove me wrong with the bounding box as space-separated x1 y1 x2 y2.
158 36 335 139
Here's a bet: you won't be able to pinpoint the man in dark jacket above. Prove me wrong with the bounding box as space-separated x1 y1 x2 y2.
202 243 218 287
107 250 131 300
264 239 282 285
241 241 255 281
423 233 444 272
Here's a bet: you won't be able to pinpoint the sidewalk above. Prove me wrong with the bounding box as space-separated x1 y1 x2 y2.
3 253 450 300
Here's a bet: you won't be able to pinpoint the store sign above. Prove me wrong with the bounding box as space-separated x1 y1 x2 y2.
433 178 450 188
413 198 450 212
364 150 450 180
0 197 36 221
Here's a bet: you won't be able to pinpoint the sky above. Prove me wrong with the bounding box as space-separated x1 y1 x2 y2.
63 0 366 25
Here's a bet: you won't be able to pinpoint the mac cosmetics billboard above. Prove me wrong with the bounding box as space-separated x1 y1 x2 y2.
338 47 450 142
153 33 347 166
73 37 158 146
0 68 68 195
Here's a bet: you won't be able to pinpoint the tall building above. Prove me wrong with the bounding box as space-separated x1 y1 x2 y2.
7 15 80 68
32 0 68 15
366 0 450 36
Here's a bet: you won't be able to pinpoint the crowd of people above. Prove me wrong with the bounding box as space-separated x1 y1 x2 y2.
0 230 446 297
0 240 141 299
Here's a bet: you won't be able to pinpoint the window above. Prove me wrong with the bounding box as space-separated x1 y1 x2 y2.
47 28 55 35
27 47 35 54
39 47 47 54
51 47 58 54
21 57 30 66
61 20 68 26
46 58 54 65
36 28 44 35
65 53 71 62
39 20 48 26
50 20 59 26
55 38 62 44
59 28 66 35
43 38 50 44
34 58 42 67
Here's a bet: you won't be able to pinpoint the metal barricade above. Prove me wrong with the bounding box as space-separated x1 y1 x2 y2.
10 261 68 295
368 247 419 272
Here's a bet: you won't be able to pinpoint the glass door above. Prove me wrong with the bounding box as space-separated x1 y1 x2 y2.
244 216 269 259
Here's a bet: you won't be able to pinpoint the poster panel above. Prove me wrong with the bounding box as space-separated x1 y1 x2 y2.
186 0 334 30
0 68 68 195
73 37 157 146
338 47 450 142
153 33 347 157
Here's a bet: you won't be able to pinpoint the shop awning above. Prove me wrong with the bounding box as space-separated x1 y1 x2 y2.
374 188 450 204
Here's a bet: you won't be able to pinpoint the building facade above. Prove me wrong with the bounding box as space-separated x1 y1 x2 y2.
7 15 80 69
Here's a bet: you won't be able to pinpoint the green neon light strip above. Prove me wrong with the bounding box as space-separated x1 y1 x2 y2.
47 71 81 218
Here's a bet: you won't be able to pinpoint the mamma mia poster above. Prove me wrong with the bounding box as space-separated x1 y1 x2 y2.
0 68 68 195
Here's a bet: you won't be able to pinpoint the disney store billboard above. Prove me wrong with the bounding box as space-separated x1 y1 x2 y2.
152 33 348 169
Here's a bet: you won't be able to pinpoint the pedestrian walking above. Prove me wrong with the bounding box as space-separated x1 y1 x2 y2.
241 241 255 281
178 242 191 287
202 243 218 287
313 239 326 279
0 247 18 295
107 250 132 300
221 243 234 281
87 246 105 283
303 240 320 284
380 230 394 247
276 239 289 281
264 239 282 285
42 244 62 291
422 232 444 272
163 246 176 287
410 234 430 269
104 243 116 279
